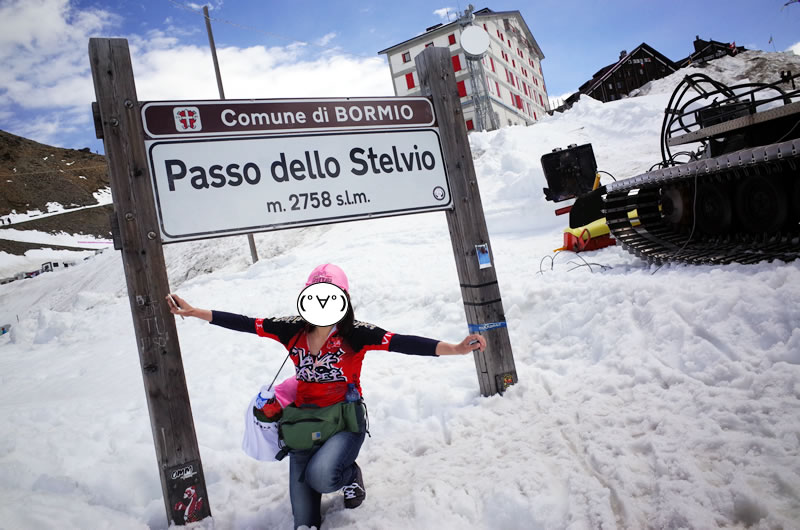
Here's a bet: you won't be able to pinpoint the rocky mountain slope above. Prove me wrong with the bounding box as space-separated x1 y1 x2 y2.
0 130 111 254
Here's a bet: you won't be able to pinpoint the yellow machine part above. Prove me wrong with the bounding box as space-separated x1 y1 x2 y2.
563 217 610 240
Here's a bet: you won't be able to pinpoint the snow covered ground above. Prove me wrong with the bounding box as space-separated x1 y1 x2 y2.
1 51 799 529
2 187 112 225
0 187 113 278
0 227 110 280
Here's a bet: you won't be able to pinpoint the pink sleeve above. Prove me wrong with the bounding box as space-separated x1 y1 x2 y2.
274 376 298 407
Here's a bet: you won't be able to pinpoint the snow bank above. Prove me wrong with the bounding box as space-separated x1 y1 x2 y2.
1 51 799 529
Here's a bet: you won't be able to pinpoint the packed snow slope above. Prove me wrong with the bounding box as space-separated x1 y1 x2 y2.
1 51 799 529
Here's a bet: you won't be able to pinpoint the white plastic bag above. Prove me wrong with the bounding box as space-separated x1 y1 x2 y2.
241 391 282 461
241 378 298 461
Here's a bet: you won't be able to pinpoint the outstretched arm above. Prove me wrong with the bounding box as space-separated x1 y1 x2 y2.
166 294 304 342
435 333 486 355
166 294 212 321
387 332 487 356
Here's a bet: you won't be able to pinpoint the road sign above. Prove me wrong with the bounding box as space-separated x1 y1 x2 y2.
146 129 451 242
141 97 436 139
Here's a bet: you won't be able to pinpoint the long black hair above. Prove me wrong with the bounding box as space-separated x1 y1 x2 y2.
306 291 355 337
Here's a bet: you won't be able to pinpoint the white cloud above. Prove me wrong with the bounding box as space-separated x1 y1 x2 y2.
187 0 223 11
0 0 117 128
316 32 337 47
130 39 393 102
0 1 394 147
186 2 218 11
788 41 800 55
433 7 456 22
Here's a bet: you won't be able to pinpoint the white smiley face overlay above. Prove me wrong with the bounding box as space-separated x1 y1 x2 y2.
297 282 349 327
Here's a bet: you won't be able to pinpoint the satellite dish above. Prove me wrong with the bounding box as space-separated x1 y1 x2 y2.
460 25 489 59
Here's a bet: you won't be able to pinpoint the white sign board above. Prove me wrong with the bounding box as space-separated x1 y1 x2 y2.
146 129 451 242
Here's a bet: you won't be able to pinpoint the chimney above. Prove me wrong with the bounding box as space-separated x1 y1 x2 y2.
619 50 627 60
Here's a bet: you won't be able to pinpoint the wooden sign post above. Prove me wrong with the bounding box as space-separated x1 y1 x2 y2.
416 47 518 396
89 38 211 525
86 37 516 526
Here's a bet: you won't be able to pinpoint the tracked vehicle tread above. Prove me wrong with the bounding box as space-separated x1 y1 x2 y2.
603 139 800 265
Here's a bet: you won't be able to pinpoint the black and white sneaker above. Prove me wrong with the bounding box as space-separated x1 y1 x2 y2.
343 463 366 509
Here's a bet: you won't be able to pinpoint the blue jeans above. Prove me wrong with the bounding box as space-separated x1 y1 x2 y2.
289 429 365 529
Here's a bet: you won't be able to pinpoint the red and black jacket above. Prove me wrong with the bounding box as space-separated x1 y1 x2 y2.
211 311 438 407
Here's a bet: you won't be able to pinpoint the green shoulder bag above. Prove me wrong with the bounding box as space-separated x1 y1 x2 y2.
279 401 362 452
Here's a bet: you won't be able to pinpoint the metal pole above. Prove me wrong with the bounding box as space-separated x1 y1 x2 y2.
203 6 259 264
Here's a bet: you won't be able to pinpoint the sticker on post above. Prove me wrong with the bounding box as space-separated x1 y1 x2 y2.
476 244 492 269
468 321 507 333
496 372 515 392
167 460 209 524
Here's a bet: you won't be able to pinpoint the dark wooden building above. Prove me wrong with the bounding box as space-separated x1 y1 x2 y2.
676 36 746 68
551 36 745 112
578 43 677 103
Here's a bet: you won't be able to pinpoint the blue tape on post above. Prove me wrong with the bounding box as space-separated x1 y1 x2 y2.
468 321 507 333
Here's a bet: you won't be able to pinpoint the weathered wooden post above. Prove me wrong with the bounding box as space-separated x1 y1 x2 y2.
416 46 518 396
89 38 211 525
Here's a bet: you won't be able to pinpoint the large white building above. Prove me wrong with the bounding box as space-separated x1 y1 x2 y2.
378 7 549 132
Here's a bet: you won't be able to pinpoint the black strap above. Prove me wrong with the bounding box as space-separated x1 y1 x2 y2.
266 331 302 391
362 400 371 438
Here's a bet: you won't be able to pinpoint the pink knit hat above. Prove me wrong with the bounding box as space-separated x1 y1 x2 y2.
305 263 349 293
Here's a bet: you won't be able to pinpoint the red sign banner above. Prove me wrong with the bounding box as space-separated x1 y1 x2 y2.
141 97 435 139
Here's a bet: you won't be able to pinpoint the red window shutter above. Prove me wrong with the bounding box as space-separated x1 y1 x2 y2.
534 111 538 120
451 55 462 72
495 81 501 98
512 59 516 68
448 34 456 45
539 94 544 105
406 72 415 89
516 95 523 109
466 119 475 131
490 57 495 72
457 80 467 97
483 24 487 31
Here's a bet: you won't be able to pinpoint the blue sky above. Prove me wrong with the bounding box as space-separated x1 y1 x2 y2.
1 0 798 153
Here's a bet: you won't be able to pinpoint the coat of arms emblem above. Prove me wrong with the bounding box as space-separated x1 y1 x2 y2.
173 106 202 132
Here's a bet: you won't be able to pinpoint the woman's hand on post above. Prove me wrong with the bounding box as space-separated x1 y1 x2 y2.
166 294 212 322
436 333 486 355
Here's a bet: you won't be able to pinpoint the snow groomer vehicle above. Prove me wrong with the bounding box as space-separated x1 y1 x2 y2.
543 71 800 265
